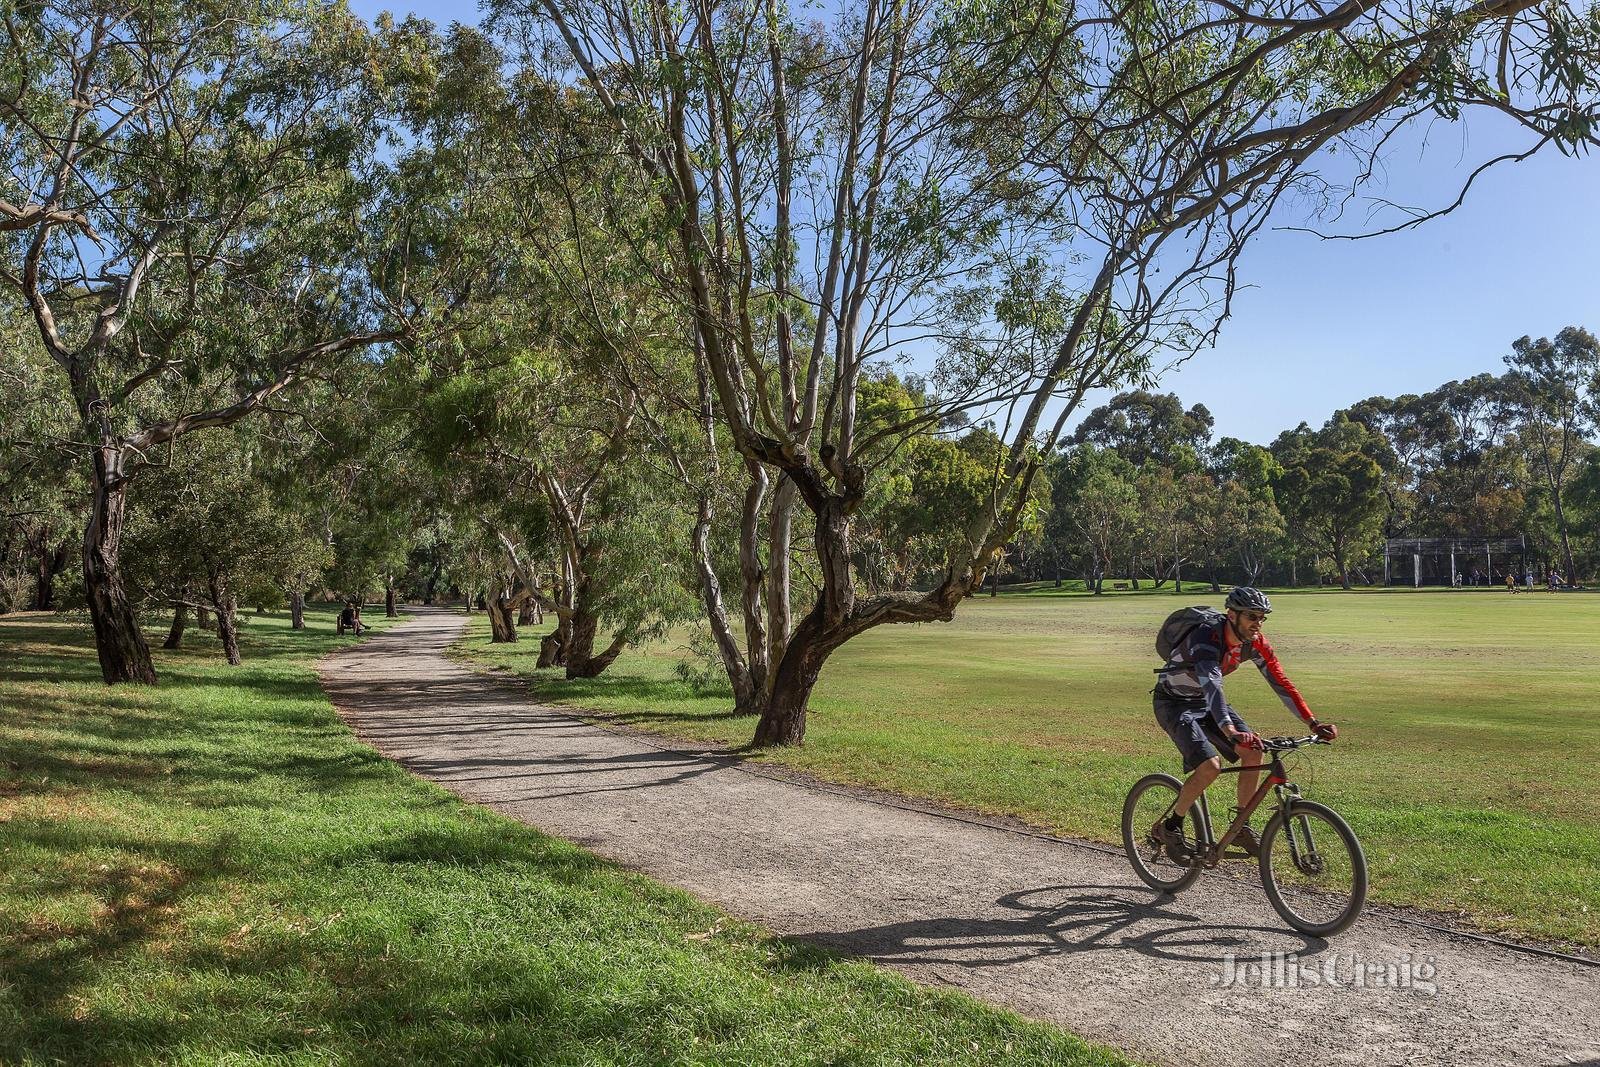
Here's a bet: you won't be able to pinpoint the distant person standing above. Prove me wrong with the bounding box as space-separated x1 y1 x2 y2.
1506 572 1518 594
1549 569 1563 592
1524 569 1534 591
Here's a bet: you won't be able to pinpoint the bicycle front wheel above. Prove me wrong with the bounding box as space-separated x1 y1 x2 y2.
1121 773 1203 893
1258 800 1367 937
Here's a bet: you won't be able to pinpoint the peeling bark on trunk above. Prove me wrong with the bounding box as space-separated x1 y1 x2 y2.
486 590 518 643
290 590 305 631
83 459 157 684
517 599 536 626
162 603 187 650
537 625 566 668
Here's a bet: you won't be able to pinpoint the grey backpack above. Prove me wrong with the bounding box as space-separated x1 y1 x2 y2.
1156 606 1223 662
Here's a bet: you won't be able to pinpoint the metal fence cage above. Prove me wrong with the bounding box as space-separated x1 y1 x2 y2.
1383 536 1531 587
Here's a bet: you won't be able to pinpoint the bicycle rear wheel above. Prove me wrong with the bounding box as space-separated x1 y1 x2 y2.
1258 800 1367 937
1121 773 1203 893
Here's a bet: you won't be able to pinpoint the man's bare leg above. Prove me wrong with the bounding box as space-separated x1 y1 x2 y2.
1174 756 1220 816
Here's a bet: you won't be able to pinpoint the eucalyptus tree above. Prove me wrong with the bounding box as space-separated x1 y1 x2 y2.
1503 327 1600 579
122 429 331 665
1072 391 1214 470
1047 444 1139 593
1272 418 1391 588
515 0 1598 743
1206 439 1287 586
0 3 432 682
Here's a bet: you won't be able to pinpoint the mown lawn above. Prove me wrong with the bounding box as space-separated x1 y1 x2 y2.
463 587 1600 947
0 607 1129 1066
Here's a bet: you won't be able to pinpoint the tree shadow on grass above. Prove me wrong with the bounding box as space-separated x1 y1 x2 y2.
0 815 660 1065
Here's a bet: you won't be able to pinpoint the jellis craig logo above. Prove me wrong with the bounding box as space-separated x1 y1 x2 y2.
1210 951 1439 995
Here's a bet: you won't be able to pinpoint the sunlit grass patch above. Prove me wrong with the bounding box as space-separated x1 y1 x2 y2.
463 590 1600 947
0 608 1128 1066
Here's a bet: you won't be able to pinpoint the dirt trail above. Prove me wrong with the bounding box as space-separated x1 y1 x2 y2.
319 609 1600 1067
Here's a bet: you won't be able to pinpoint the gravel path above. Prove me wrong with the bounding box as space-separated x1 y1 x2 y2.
319 609 1600 1067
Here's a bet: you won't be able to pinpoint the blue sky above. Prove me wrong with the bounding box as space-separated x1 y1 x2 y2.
355 0 1600 445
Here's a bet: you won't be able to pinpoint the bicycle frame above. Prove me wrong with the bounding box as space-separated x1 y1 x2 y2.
1184 751 1306 870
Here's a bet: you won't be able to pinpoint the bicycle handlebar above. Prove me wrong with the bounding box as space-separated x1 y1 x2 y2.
1261 735 1330 752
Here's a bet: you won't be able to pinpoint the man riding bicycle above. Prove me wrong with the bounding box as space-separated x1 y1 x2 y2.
1150 587 1337 862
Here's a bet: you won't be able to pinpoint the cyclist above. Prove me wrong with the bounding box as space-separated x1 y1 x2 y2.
1150 587 1337 862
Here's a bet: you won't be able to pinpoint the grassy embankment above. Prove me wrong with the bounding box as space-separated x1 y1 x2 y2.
463 588 1600 947
0 607 1128 1066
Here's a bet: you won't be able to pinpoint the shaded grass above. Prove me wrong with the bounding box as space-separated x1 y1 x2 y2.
0 608 1129 1066
463 589 1600 947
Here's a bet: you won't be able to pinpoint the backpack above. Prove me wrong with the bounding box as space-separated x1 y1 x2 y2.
1155 606 1224 662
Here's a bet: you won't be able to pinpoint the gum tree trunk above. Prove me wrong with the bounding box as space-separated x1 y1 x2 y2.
210 575 241 666
290 590 305 630
537 624 566 667
752 608 827 746
693 491 759 714
162 603 188 650
561 600 626 679
384 573 397 618
740 461 771 700
765 476 796 677
30 533 68 611
486 588 518 643
422 558 441 604
83 455 157 684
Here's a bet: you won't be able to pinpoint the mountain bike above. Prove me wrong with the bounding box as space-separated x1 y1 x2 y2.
1120 735 1367 937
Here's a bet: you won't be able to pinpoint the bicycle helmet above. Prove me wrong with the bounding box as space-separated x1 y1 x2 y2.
1225 586 1272 614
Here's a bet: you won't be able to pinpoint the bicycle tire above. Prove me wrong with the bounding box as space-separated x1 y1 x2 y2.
1121 772 1203 893
1258 799 1368 937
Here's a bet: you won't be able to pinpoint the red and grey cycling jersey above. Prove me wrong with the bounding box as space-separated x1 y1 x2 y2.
1156 618 1315 729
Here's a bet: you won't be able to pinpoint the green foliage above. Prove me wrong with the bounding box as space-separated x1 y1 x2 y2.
122 431 331 623
1271 416 1390 584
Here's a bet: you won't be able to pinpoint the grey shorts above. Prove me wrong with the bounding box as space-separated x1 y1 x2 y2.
1153 692 1250 774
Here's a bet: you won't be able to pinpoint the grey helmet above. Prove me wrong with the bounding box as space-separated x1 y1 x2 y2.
1225 586 1272 614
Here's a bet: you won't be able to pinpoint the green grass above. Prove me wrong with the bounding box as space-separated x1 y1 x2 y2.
463 588 1600 947
0 607 1129 1067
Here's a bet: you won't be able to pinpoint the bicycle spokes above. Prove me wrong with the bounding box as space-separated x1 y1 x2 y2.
1261 802 1367 936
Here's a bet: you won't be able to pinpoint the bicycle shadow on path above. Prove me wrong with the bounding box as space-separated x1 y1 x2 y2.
788 883 1324 971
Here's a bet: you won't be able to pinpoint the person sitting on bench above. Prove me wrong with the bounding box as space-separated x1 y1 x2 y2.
337 602 365 636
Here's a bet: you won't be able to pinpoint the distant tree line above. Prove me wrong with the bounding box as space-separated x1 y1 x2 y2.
994 331 1600 592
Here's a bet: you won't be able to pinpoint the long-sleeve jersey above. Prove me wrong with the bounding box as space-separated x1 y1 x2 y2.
1155 618 1315 729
